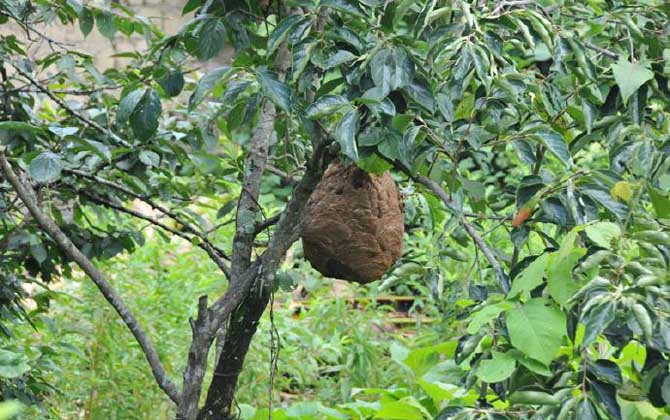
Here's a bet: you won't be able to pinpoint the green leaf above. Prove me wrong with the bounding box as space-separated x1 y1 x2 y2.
0 121 43 135
96 11 116 39
305 95 349 119
581 301 616 347
28 152 63 183
78 7 94 37
375 398 425 420
583 99 596 134
117 89 145 125
0 401 23 420
403 81 434 112
182 0 202 14
506 298 566 366
139 150 160 167
546 230 586 306
584 222 621 250
48 126 78 137
577 399 599 420
467 301 514 334
591 380 622 420
530 131 572 168
508 349 552 376
335 109 359 161
582 186 629 220
324 50 357 69
476 351 516 383
158 71 185 98
256 68 291 112
508 390 561 405
292 41 316 82
189 66 231 109
320 0 366 18
588 360 623 386
356 152 392 175
130 88 161 141
0 349 30 379
647 185 670 219
267 15 303 55
197 18 226 59
509 253 549 298
612 59 654 105
370 48 414 94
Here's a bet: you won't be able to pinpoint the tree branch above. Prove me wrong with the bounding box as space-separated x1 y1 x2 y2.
79 190 232 280
11 64 131 148
230 101 276 278
253 213 281 235
0 150 180 403
582 41 619 59
414 174 510 293
66 169 231 263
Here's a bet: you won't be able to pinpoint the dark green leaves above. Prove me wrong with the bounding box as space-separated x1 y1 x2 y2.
118 88 161 141
28 152 63 183
189 66 231 109
131 89 162 141
323 50 357 69
267 15 303 55
256 68 291 112
591 380 622 420
370 47 414 95
587 360 623 387
78 7 93 37
117 89 145 125
197 18 226 59
581 302 616 347
159 71 185 98
320 0 366 18
305 95 349 119
335 109 359 161
96 11 115 39
530 131 573 168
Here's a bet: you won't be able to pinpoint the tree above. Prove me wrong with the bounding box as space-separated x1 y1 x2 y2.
1 0 669 419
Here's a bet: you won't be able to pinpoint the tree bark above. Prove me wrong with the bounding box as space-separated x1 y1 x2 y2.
198 286 271 420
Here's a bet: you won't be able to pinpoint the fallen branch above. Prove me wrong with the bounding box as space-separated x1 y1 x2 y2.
0 150 180 403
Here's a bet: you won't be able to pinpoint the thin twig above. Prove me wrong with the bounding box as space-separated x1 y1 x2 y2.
0 150 180 403
415 174 510 293
582 41 619 59
79 190 232 280
10 64 131 148
66 169 231 264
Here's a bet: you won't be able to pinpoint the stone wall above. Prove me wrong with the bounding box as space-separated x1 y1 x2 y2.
2 0 232 69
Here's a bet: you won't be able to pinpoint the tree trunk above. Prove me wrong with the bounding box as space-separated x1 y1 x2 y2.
198 284 271 420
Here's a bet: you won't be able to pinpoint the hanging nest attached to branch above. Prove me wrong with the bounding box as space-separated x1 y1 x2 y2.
301 162 404 283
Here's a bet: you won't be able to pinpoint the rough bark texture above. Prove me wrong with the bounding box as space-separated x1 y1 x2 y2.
301 162 404 283
195 128 334 420
198 287 270 420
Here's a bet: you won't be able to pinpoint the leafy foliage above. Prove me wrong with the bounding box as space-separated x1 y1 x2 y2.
1 0 670 419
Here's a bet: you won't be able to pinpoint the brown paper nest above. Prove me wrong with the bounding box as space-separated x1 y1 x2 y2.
301 162 404 283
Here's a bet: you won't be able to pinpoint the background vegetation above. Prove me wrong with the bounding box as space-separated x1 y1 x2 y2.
1 0 670 419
